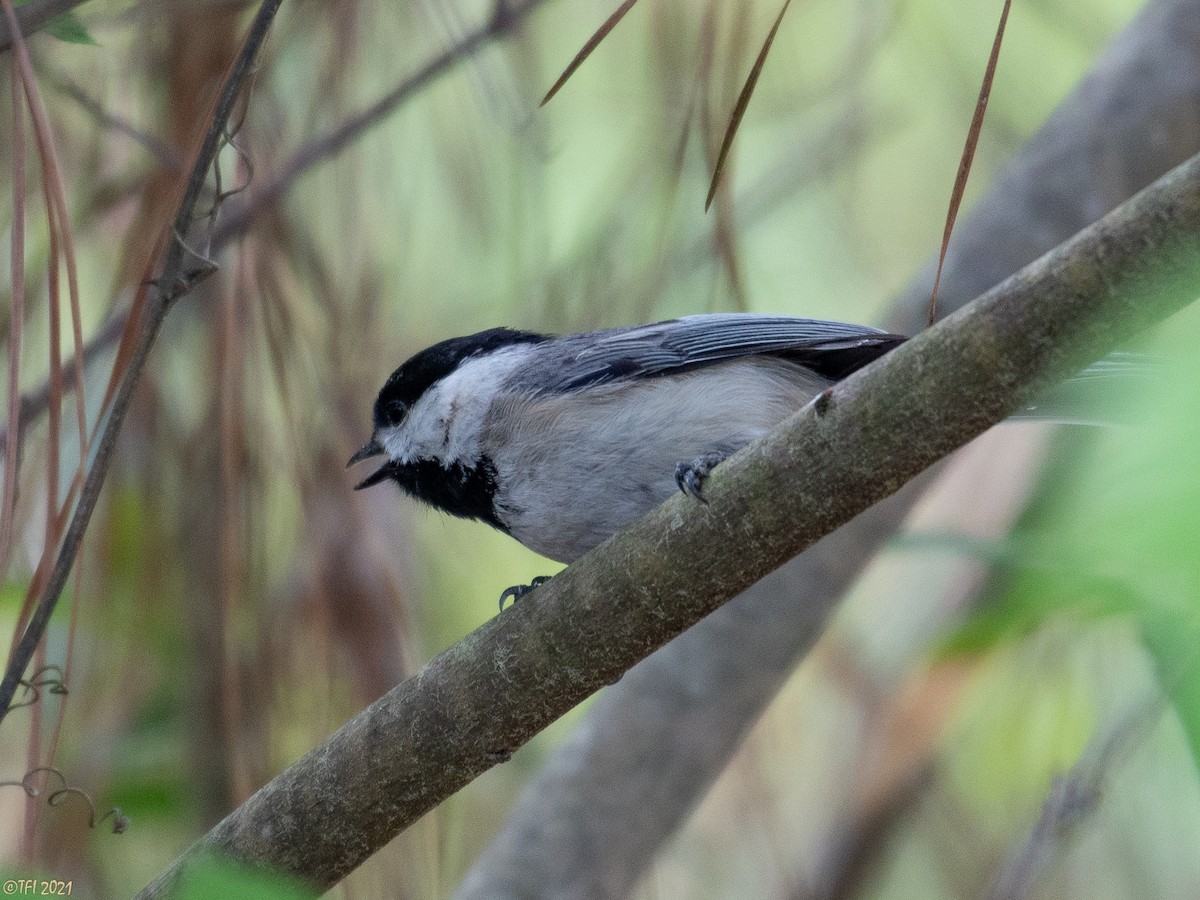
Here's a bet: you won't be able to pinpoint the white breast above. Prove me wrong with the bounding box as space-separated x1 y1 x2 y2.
488 358 829 562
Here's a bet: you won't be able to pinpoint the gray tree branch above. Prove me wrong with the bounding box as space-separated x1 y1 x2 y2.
138 147 1200 896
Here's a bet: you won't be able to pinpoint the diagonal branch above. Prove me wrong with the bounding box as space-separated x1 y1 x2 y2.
210 0 553 249
137 148 1200 897
0 0 285 722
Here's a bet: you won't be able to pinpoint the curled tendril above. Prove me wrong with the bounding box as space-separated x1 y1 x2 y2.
24 766 69 796
48 787 127 832
8 666 68 710
215 126 254 205
201 97 255 243
0 767 127 833
97 806 130 834
170 79 257 291
34 664 68 695
8 685 37 711
0 766 65 798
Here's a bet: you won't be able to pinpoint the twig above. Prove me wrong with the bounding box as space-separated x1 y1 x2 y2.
0 0 286 722
47 72 184 170
137 149 1200 896
210 0 553 249
984 693 1169 900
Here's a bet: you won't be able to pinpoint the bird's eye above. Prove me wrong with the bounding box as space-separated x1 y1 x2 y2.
385 400 407 425
375 398 408 429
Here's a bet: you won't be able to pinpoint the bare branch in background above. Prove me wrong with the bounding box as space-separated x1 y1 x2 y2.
985 694 1169 900
211 0 553 248
47 72 184 170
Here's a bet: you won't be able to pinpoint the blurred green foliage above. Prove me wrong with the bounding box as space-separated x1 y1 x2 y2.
171 855 318 900
935 311 1200 765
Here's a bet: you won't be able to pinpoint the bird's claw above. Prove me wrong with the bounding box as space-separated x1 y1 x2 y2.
499 575 552 612
674 451 729 503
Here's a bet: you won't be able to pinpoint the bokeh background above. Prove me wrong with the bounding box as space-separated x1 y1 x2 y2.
3 0 1200 897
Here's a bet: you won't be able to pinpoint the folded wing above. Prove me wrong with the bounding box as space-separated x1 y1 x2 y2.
528 313 908 393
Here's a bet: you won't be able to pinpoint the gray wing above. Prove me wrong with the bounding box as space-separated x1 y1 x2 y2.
521 313 907 394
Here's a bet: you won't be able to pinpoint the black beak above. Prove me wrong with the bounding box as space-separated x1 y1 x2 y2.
348 438 391 490
347 438 384 468
353 463 395 491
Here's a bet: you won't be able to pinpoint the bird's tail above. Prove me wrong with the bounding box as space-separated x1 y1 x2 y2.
1016 352 1156 425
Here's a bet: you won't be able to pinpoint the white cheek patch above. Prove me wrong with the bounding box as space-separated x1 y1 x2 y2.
379 345 534 466
377 421 416 462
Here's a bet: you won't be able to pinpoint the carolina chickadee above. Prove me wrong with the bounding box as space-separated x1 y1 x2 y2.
347 314 907 564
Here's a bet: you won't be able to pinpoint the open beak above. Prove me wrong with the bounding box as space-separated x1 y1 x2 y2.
353 463 394 491
347 438 384 468
347 438 391 490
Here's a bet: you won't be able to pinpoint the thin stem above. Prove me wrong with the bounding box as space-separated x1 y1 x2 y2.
0 0 287 723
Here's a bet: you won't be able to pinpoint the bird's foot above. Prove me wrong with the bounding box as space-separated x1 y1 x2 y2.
499 575 552 612
674 451 730 503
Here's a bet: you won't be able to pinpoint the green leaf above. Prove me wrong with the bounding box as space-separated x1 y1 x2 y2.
13 1 97 45
43 12 97 45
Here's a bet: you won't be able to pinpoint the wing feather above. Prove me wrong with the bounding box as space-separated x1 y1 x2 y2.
522 314 906 393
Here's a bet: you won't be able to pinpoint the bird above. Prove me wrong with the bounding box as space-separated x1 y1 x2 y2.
347 313 909 567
